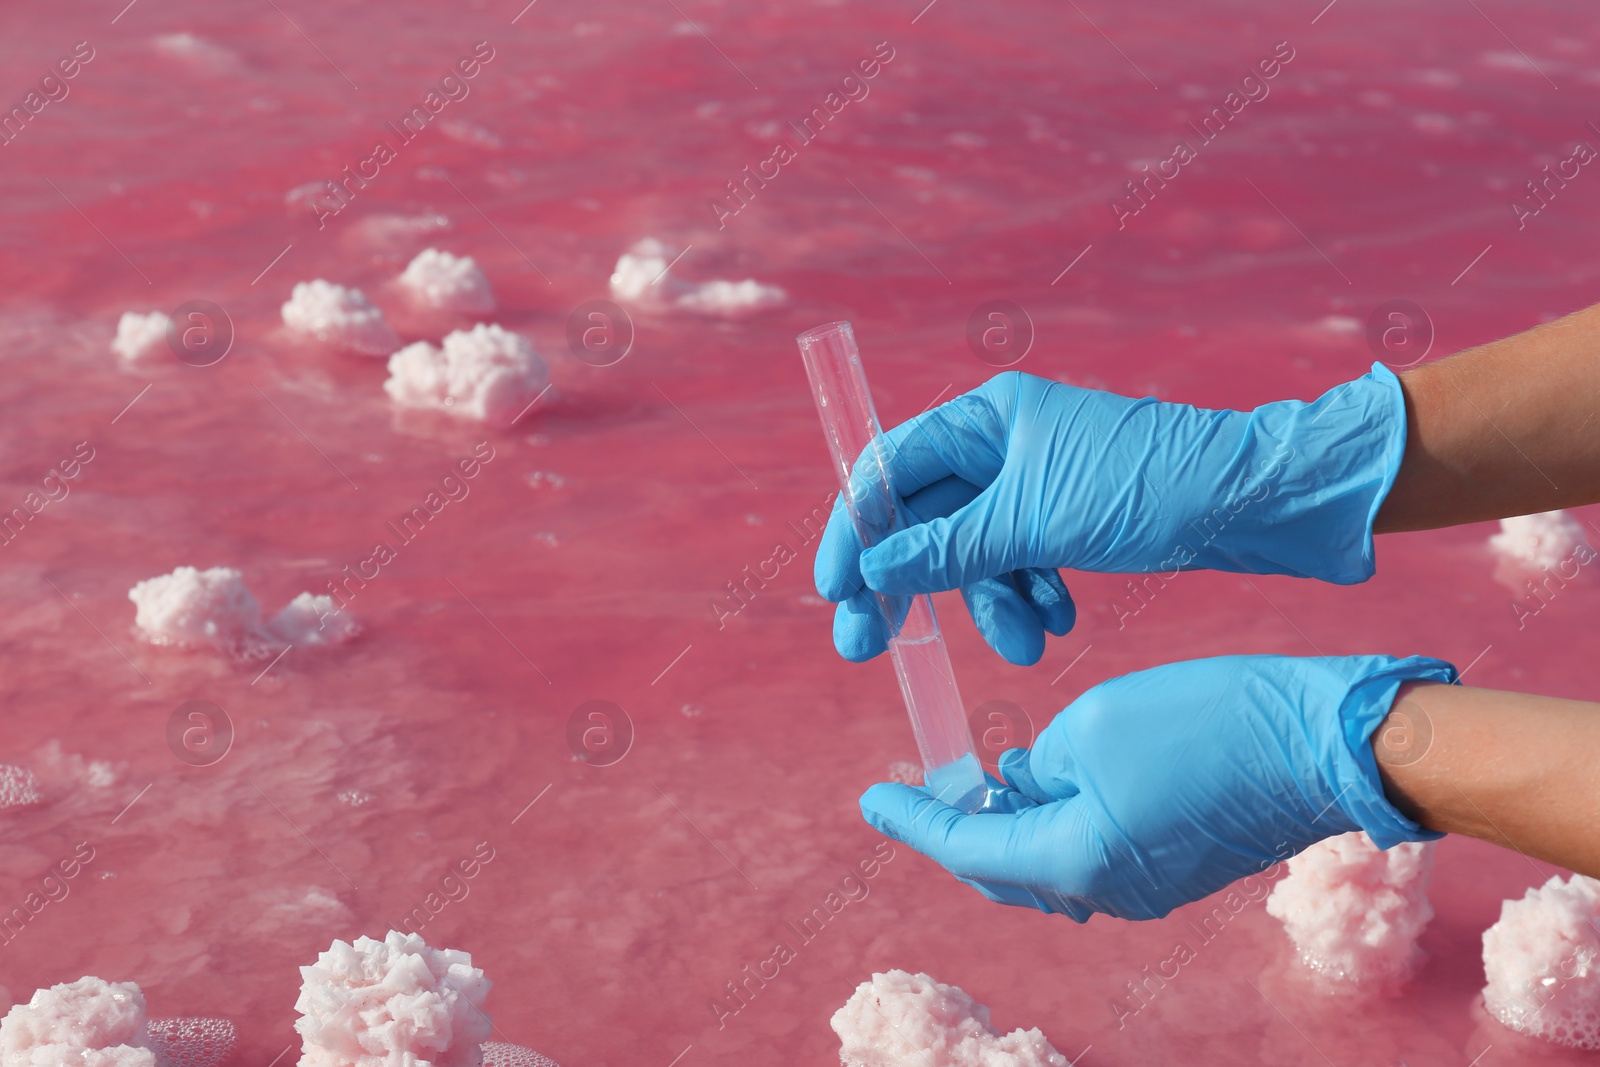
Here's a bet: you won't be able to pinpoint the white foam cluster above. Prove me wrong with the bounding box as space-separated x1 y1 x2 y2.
1264 833 1435 986
831 970 1067 1067
480 1044 559 1067
143 1019 236 1067
399 250 496 313
294 931 492 1067
608 238 787 318
0 765 42 810
110 312 171 364
1483 873 1600 1049
385 324 549 424
282 280 400 356
0 976 155 1067
1490 510 1589 569
128 566 357 657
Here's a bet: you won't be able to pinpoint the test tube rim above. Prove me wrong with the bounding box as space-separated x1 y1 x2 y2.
795 321 855 347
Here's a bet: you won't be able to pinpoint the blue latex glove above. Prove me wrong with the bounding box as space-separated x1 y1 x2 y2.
859 653 1456 921
816 366 1406 664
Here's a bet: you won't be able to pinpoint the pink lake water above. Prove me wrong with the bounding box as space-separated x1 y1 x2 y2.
3 0 1599 1064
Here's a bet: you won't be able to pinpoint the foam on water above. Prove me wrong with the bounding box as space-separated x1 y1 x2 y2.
142 1019 236 1067
480 1043 560 1067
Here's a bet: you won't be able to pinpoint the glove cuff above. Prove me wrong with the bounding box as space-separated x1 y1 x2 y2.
1334 654 1458 849
1191 362 1409 585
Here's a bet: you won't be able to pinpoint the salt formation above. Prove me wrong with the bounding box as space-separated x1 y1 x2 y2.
281 280 400 356
608 238 787 318
0 976 155 1067
1265 833 1435 987
1483 873 1600 1049
1490 510 1589 569
128 566 357 657
144 1019 236 1067
831 970 1067 1067
398 250 496 312
110 312 170 363
384 324 549 424
480 1044 559 1067
272 593 361 646
0 765 42 810
294 931 492 1067
607 238 673 302
674 278 787 316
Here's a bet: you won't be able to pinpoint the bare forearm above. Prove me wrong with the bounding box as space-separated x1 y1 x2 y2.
1374 681 1600 876
1375 302 1600 534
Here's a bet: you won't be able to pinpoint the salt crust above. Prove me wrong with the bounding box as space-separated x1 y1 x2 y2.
398 250 496 313
110 312 170 363
128 566 357 658
384 324 549 424
831 970 1067 1067
0 977 154 1067
1264 832 1435 986
1490 510 1588 570
282 280 399 356
1483 873 1600 1050
609 238 786 318
294 931 492 1067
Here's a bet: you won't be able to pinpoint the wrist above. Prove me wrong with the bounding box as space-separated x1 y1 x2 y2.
1332 655 1456 848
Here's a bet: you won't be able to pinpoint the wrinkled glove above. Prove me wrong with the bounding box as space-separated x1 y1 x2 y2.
816 365 1407 664
859 653 1456 921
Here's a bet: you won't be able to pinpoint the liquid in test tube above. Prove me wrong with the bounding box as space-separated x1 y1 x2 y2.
796 321 988 814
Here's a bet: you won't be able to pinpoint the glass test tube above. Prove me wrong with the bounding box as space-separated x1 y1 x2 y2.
797 321 988 813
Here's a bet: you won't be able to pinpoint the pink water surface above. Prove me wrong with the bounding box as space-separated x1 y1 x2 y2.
3 1 1599 1064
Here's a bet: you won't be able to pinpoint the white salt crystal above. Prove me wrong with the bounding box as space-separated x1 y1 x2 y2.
282 280 399 356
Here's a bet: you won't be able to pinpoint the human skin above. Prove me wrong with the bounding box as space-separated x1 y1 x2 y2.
1375 682 1600 878
1376 301 1600 533
1368 303 1600 874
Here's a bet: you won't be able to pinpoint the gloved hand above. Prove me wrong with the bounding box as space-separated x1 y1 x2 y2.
816 366 1407 664
859 653 1456 921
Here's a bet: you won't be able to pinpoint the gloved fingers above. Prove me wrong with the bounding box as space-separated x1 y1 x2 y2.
859 781 1098 890
1001 704 1085 802
860 486 1018 595
959 574 1047 666
815 472 982 604
976 773 1039 814
816 494 865 602
1018 567 1076 636
831 593 889 662
872 386 1010 498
